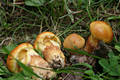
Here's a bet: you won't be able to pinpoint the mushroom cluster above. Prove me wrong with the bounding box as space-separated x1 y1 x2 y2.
6 21 113 80
62 21 113 79
7 32 65 80
63 21 113 63
7 43 56 80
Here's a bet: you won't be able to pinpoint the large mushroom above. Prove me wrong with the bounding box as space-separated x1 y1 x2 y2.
34 32 65 68
84 21 113 53
7 43 38 73
43 45 65 68
34 32 61 52
7 43 56 79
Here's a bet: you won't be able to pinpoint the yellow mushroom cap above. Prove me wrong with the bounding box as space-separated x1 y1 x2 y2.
7 43 56 79
7 43 38 73
63 33 85 49
90 21 113 43
34 32 61 52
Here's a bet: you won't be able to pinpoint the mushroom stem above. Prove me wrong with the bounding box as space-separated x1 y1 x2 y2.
84 35 99 53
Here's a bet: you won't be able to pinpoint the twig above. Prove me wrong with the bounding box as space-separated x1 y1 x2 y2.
62 73 71 80
59 10 82 19
0 37 12 47
13 2 24 5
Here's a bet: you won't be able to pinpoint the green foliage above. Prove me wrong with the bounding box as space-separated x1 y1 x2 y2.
64 0 74 22
24 0 55 7
0 60 28 80
85 70 104 80
78 63 104 80
115 42 120 52
0 8 7 27
0 61 10 76
5 73 25 80
58 17 85 37
34 49 44 58
99 51 120 76
65 47 120 79
65 48 102 59
25 0 46 6
0 44 17 54
107 16 120 20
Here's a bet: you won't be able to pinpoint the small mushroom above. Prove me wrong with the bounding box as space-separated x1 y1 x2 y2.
7 43 56 79
63 33 88 64
84 21 113 53
43 45 65 68
63 33 95 80
63 33 85 55
34 32 61 52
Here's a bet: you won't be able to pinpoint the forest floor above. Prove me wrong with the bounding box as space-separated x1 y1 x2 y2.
0 0 120 80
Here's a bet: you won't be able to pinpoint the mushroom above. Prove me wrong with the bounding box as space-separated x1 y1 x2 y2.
7 43 38 73
34 32 61 52
34 32 65 68
7 43 56 79
43 45 65 68
63 33 87 64
63 33 85 55
30 55 56 80
84 21 113 53
63 33 95 80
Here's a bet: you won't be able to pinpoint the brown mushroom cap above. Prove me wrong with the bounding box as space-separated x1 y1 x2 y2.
63 33 85 49
7 43 38 73
34 32 61 52
30 55 56 80
90 21 113 43
43 45 65 68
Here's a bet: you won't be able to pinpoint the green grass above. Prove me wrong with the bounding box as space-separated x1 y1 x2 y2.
0 0 120 80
